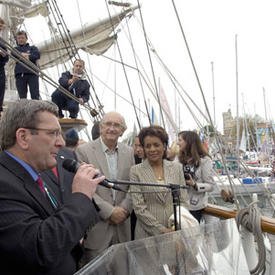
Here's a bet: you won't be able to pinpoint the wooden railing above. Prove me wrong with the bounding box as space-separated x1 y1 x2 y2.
204 204 275 235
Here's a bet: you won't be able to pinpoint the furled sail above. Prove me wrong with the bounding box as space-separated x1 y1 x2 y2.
22 2 49 18
38 7 137 70
0 0 31 9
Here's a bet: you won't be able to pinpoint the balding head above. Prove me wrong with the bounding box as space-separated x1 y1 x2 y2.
99 111 127 149
101 112 127 131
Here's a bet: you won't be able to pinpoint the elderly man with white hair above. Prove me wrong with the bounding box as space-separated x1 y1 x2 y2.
76 111 135 264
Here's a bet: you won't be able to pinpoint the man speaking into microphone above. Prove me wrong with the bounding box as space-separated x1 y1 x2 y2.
0 99 105 275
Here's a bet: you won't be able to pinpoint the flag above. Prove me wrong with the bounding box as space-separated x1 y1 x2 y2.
203 137 209 151
200 131 205 142
151 106 159 125
152 106 155 124
127 123 137 147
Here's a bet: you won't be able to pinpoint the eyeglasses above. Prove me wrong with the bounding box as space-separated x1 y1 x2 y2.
102 121 123 129
25 127 62 138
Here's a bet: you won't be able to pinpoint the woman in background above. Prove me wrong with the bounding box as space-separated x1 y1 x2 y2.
178 131 215 222
166 141 180 162
130 125 188 240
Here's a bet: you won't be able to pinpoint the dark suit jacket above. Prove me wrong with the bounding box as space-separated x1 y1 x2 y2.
55 71 90 103
0 151 99 275
41 147 77 205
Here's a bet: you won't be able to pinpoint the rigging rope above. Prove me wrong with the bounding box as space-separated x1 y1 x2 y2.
150 46 210 125
47 0 104 118
44 15 69 73
135 0 165 128
113 43 117 110
236 201 266 275
132 13 210 128
100 54 177 127
170 0 240 209
0 37 95 113
108 1 131 8
104 0 141 129
121 12 207 131
89 69 147 117
124 15 151 125
74 0 104 123
47 0 77 62
150 47 206 130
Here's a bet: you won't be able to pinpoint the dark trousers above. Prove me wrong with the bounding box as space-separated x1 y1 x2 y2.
0 71 5 112
52 90 79 118
130 211 137 240
15 73 39 99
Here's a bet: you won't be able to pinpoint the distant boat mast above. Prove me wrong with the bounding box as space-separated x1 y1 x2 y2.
211 61 216 127
235 34 240 176
263 87 267 122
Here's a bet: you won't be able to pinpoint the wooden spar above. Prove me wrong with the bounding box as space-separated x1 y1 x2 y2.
59 118 88 132
204 203 275 235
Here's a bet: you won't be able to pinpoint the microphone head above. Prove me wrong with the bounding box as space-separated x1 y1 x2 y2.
62 159 79 173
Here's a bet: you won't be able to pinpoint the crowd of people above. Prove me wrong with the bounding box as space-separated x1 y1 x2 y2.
0 18 216 275
0 98 215 274
0 19 89 119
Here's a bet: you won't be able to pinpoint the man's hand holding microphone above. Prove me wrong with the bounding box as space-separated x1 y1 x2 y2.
71 163 105 199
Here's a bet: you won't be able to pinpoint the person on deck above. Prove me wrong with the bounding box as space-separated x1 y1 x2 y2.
130 125 189 240
52 59 89 119
166 141 180 162
177 131 215 222
14 30 40 99
133 136 144 164
0 18 9 118
91 121 100 140
76 111 134 264
130 135 145 240
0 99 104 275
65 128 79 153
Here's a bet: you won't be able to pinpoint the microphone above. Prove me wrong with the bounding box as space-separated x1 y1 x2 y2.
62 159 124 192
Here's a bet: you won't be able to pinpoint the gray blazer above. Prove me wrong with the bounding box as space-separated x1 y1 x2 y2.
187 156 215 211
76 138 134 252
130 159 189 240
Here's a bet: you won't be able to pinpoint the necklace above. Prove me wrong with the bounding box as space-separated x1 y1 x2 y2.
152 164 164 181
154 169 163 181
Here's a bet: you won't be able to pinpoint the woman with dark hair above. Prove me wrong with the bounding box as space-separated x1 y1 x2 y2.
177 131 215 222
130 125 189 240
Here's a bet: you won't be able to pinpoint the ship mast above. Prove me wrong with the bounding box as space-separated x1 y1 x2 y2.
211 61 216 127
235 34 240 176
